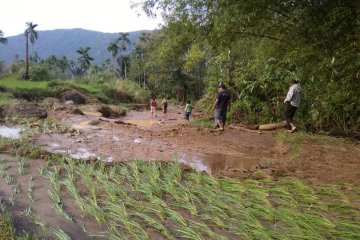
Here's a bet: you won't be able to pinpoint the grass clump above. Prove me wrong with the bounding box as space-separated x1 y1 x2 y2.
190 119 214 129
0 213 15 240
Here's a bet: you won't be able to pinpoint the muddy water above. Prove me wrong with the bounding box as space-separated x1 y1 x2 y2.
178 152 261 173
0 126 22 139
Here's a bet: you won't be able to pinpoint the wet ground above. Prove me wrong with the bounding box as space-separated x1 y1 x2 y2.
3 104 360 184
0 126 22 139
31 104 360 183
34 105 280 176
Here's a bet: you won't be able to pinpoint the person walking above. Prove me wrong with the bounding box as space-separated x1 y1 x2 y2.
161 98 168 117
150 97 157 117
184 101 192 121
212 83 231 131
284 80 301 133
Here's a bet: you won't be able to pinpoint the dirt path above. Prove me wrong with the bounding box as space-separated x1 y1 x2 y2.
36 105 280 173
34 104 360 185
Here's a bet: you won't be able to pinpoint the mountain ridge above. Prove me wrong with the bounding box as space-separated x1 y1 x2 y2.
0 28 150 65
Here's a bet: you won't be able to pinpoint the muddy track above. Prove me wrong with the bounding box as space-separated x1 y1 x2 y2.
34 105 360 185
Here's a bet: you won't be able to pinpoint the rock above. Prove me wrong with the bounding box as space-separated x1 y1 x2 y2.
53 105 67 111
97 105 126 118
1 102 47 118
61 87 86 104
41 97 60 109
129 104 147 110
68 107 84 115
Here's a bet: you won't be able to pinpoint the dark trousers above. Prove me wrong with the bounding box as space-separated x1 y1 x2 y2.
284 103 297 130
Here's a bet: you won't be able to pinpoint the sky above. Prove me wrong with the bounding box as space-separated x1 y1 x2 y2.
1 0 162 37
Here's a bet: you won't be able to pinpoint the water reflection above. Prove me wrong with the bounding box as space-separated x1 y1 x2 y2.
0 126 22 139
178 152 260 173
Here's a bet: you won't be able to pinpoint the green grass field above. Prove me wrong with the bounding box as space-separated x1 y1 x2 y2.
0 78 49 89
0 78 99 93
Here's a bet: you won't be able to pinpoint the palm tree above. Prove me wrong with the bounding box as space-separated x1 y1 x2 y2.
76 47 94 74
24 22 38 79
116 32 130 79
137 32 150 89
107 41 119 77
0 30 7 45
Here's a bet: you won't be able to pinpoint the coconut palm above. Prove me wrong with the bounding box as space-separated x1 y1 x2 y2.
116 32 130 79
137 32 150 88
107 41 119 77
24 22 38 79
76 47 94 73
0 30 7 45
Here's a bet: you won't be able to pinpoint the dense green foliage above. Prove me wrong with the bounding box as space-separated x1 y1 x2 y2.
134 0 360 134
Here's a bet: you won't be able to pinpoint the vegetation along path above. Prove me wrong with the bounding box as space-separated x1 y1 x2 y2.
0 100 359 239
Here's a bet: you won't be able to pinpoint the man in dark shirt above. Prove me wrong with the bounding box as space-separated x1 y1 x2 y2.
212 83 231 130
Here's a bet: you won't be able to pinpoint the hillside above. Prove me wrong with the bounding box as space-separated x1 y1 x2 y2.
0 28 149 65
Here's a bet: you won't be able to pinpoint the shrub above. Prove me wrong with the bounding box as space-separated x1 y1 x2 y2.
30 64 51 81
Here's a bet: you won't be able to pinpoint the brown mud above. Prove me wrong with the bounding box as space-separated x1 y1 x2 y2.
34 104 360 185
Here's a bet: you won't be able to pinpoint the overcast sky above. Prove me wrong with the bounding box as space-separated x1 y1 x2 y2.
1 0 162 37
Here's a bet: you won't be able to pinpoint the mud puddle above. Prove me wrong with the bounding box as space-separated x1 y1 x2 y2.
122 119 157 127
0 126 22 139
178 152 262 173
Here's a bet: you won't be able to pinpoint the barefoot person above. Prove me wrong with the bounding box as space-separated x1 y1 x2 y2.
284 80 301 133
212 83 231 130
150 97 157 117
161 98 168 117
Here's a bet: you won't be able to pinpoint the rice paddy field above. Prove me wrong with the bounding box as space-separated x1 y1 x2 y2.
0 153 359 239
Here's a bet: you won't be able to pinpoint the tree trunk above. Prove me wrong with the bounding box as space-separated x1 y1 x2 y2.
143 68 146 89
113 56 116 78
24 33 29 79
258 121 287 130
137 64 140 87
124 64 127 80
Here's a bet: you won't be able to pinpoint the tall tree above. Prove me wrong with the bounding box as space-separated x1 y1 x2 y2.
117 32 130 79
138 32 150 88
0 30 7 45
24 22 38 79
107 41 120 77
76 47 94 74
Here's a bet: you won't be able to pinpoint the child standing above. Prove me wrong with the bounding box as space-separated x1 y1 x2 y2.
161 98 168 117
184 101 192 121
150 98 156 117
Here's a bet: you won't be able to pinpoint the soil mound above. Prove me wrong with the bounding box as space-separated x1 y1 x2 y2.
97 105 126 118
1 102 47 118
60 87 86 104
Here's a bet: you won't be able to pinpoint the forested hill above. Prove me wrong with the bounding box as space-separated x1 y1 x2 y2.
0 28 149 65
